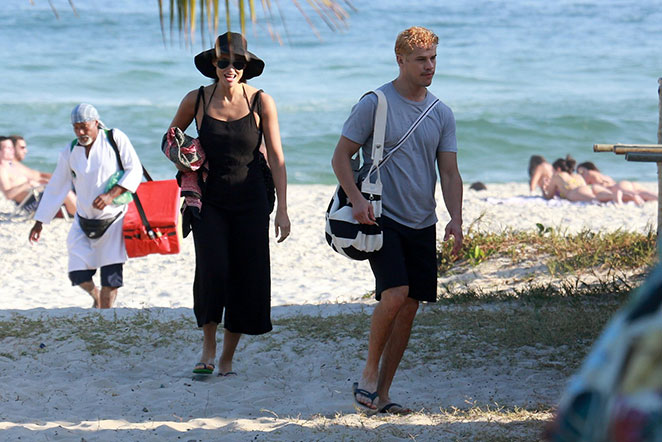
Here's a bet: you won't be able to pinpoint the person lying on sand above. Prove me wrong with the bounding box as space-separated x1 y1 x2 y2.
577 161 657 202
528 154 554 193
543 156 642 204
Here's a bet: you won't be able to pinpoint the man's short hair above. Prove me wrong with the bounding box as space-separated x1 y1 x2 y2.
395 26 438 56
0 136 9 144
9 135 24 145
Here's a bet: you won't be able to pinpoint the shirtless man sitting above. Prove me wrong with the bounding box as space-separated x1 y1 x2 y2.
10 135 52 182
0 136 76 215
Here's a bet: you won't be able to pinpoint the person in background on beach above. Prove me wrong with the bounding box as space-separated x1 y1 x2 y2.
332 26 463 414
543 156 640 204
11 135 41 170
0 136 44 201
577 161 657 202
168 32 290 376
0 136 76 215
28 104 143 308
10 135 27 161
12 135 52 183
528 154 554 193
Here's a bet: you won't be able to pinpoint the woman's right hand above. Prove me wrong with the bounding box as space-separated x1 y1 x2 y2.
274 209 291 243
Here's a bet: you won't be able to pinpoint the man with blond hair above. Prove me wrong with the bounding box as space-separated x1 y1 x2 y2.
332 26 463 414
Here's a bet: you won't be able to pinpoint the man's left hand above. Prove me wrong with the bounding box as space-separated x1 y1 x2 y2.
443 219 463 256
93 192 114 210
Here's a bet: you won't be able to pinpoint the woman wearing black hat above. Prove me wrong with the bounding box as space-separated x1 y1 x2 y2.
168 32 290 376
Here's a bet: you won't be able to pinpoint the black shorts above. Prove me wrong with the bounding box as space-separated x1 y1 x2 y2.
368 216 437 302
68 263 124 288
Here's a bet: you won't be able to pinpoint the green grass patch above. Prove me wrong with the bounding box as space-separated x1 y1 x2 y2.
438 273 638 304
0 311 197 358
0 313 48 340
410 291 628 371
274 313 366 343
73 311 197 355
273 279 630 373
437 227 657 275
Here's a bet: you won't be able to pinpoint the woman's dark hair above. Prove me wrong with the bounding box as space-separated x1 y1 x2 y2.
528 155 547 178
565 155 576 172
553 155 577 173
577 161 599 172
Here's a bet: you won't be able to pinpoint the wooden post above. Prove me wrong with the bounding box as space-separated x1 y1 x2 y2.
658 77 662 257
593 143 662 153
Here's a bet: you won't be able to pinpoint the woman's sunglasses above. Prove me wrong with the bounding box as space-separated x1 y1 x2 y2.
216 59 246 70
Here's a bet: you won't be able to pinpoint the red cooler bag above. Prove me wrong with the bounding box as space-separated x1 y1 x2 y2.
123 179 181 258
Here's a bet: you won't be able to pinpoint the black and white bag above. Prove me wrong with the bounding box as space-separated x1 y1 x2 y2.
325 90 387 260
325 91 439 260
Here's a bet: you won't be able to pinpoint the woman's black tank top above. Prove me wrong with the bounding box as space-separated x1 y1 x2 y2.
196 84 267 210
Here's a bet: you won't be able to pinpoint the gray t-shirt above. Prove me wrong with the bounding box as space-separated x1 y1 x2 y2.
341 81 457 229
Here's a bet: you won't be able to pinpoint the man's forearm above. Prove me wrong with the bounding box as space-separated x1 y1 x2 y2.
5 181 34 201
441 173 463 222
107 185 129 199
332 146 363 205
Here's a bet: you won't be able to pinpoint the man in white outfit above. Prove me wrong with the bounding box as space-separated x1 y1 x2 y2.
28 104 143 308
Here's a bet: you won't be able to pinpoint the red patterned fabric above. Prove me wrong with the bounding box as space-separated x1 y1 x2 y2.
161 126 207 212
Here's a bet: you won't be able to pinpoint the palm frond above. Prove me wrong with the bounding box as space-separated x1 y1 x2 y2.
160 0 353 47
32 0 354 47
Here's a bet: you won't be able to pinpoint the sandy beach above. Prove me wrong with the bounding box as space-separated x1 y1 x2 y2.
0 182 657 441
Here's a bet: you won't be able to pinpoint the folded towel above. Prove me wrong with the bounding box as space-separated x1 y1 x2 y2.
162 126 205 172
161 127 208 237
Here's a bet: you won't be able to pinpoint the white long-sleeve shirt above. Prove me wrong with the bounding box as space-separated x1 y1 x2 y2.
34 128 143 271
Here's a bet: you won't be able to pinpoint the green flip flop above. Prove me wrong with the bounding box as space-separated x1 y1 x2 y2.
192 362 215 374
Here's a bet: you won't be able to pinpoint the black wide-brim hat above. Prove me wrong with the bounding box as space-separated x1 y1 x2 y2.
194 32 265 81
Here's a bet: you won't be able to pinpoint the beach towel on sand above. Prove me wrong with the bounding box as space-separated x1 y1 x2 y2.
485 195 637 207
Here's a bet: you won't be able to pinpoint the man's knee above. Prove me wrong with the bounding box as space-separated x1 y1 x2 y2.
380 286 410 311
100 286 119 292
401 297 419 319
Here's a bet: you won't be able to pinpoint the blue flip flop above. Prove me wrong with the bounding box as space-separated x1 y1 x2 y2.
378 402 412 415
352 382 378 410
218 371 237 377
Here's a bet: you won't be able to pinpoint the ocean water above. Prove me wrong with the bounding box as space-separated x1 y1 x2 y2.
1 0 661 184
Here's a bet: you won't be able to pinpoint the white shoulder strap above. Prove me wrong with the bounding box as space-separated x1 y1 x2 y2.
379 97 439 167
361 90 388 196
370 90 388 164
